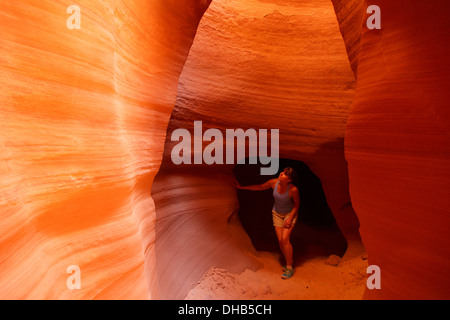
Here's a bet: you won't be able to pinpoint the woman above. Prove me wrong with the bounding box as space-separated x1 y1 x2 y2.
234 167 300 279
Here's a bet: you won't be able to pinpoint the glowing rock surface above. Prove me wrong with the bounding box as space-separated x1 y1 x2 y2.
1 0 449 300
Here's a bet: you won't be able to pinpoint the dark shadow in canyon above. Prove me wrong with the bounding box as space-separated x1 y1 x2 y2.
233 158 348 267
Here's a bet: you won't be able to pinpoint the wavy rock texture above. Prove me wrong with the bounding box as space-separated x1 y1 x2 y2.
331 0 366 77
0 0 210 299
345 0 450 299
155 0 364 299
152 168 263 299
1 0 449 300
163 0 361 235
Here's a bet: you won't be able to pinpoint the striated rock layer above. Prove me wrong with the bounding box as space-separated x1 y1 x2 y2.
163 0 361 237
331 0 366 77
345 0 450 299
152 168 262 299
155 0 364 299
0 0 210 299
1 0 449 300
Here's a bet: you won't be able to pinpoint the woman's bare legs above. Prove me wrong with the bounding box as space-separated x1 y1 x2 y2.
275 224 295 268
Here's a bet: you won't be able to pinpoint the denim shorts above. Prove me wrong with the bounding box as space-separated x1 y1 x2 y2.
272 210 297 228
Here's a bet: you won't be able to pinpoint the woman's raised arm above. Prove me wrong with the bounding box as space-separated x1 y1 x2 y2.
234 178 276 191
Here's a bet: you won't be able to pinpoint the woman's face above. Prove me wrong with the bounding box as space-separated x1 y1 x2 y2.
279 170 291 182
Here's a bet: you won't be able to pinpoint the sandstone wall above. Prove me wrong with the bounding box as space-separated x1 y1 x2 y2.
346 0 450 299
0 0 210 299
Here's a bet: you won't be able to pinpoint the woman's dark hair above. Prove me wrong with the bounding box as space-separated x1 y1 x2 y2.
283 167 298 187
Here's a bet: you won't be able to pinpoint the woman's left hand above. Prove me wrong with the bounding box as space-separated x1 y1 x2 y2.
283 218 293 229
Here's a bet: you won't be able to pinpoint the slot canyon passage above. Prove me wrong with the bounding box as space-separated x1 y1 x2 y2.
1 0 449 300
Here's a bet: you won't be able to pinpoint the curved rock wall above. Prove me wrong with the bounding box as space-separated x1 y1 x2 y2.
152 167 262 299
346 0 450 299
2 0 448 300
152 0 365 299
331 0 366 77
0 0 210 299
161 0 361 253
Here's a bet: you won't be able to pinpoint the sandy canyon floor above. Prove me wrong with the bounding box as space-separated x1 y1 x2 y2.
185 251 368 300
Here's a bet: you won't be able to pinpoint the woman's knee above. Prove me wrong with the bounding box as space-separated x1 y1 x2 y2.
280 236 291 247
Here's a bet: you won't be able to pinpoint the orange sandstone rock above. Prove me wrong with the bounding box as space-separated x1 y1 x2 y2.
346 0 450 299
1 0 448 300
0 0 210 299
